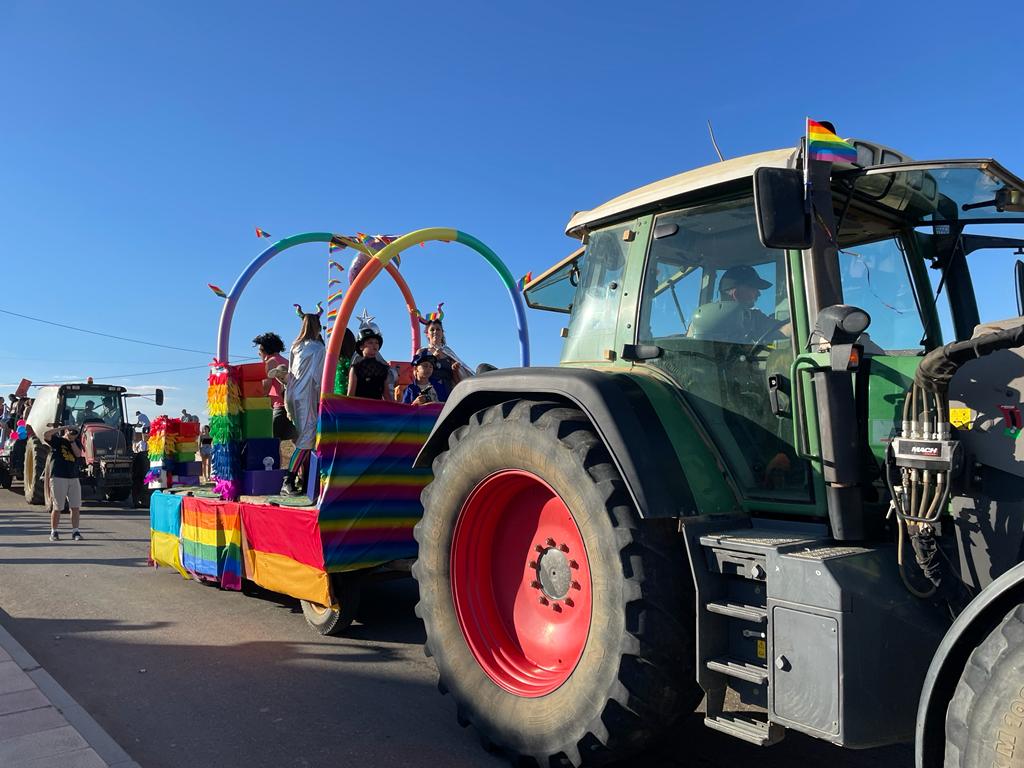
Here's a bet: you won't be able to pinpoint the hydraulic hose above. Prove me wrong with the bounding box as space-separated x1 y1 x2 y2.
915 324 1024 394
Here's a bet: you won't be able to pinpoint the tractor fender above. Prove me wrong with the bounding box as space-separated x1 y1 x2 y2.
915 560 1024 768
414 367 699 518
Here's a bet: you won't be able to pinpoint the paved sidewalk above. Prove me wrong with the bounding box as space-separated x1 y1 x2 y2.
0 621 140 768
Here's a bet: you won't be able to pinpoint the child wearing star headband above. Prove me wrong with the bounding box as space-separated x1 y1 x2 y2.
348 310 396 401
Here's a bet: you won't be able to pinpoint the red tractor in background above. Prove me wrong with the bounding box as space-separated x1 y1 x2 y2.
21 382 163 505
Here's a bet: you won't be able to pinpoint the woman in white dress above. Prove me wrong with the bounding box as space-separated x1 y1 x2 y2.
281 303 326 496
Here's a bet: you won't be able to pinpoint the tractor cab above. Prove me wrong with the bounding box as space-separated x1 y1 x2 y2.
527 147 1024 519
22 382 161 504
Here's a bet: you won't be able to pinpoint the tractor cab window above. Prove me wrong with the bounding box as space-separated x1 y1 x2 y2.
562 225 630 363
524 248 582 314
64 390 122 427
638 196 810 502
837 237 927 352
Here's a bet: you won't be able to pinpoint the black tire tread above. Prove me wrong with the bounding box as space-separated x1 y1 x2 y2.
944 603 1024 767
300 573 362 637
24 437 46 505
413 399 699 767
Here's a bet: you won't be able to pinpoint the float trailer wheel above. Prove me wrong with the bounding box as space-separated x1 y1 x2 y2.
301 572 363 636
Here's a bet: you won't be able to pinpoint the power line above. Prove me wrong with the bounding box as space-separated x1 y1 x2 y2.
0 306 234 357
30 362 212 382
1 307 218 358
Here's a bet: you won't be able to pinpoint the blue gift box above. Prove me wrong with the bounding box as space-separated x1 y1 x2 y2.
243 438 280 470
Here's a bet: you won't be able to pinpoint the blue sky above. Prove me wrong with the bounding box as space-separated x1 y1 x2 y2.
2 1 1023 418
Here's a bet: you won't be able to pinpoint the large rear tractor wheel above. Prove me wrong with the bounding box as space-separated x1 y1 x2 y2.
301 572 363 636
413 400 700 767
23 437 47 505
945 604 1024 767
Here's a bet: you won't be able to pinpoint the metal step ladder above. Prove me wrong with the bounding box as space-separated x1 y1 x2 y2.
681 518 825 747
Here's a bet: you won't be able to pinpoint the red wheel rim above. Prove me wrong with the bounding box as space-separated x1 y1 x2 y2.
451 470 592 697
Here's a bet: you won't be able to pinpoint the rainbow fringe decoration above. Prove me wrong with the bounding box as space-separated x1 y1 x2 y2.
146 416 181 488
208 361 243 500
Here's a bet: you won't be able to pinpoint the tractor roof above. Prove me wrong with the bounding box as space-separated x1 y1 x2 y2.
36 383 127 394
565 147 795 238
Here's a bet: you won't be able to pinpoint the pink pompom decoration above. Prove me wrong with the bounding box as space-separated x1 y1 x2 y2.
214 478 240 501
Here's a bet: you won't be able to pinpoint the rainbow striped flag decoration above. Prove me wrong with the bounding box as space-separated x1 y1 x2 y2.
317 396 442 572
180 496 243 590
807 118 857 164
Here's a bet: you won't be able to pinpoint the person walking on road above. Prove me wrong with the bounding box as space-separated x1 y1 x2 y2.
42 424 84 541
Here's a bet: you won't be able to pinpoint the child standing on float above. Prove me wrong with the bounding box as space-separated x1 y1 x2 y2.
348 311 395 401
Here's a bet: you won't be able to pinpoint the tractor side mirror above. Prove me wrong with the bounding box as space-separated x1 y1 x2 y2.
754 167 812 250
154 389 164 407
1015 260 1024 317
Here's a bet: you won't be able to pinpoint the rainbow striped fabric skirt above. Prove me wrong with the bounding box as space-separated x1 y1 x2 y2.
317 396 441 573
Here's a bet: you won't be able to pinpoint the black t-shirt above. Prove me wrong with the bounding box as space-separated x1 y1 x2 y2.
353 357 390 399
47 436 79 479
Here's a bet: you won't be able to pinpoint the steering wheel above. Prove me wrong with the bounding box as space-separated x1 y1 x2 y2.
741 318 788 362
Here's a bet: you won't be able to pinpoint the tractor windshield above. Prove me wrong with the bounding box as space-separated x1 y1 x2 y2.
63 389 123 427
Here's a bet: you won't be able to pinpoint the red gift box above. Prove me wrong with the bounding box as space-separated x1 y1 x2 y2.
242 380 265 398
178 420 200 439
237 362 267 382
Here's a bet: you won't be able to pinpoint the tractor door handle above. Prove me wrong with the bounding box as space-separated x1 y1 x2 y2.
767 374 789 417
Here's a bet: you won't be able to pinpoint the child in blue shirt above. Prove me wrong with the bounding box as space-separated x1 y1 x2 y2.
402 351 439 405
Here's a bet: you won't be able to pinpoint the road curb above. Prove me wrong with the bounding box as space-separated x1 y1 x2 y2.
0 620 141 768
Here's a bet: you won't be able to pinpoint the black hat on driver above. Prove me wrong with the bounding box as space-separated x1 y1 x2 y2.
719 265 772 293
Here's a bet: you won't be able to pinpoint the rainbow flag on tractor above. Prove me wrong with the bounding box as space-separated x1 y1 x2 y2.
807 118 857 164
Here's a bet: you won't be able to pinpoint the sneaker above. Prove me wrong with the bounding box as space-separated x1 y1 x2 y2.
71 531 83 541
49 531 60 542
280 478 299 497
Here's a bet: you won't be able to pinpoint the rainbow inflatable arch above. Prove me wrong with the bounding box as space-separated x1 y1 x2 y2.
150 228 529 618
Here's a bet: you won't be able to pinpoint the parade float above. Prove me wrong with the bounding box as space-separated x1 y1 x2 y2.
149 229 529 634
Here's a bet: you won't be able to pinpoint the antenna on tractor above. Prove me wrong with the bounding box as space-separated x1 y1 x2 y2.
707 120 726 162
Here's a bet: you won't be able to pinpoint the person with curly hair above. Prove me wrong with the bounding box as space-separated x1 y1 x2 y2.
252 331 296 442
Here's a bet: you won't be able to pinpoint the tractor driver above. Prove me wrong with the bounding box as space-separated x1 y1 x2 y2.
688 265 788 345
99 396 119 425
76 400 100 425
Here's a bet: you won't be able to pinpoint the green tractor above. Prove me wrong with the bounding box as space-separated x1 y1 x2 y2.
412 131 1024 767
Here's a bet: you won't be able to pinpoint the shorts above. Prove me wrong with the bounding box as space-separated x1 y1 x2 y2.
200 445 213 457
273 407 297 441
50 476 82 509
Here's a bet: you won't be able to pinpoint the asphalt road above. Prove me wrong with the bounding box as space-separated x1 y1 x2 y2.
0 490 913 768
